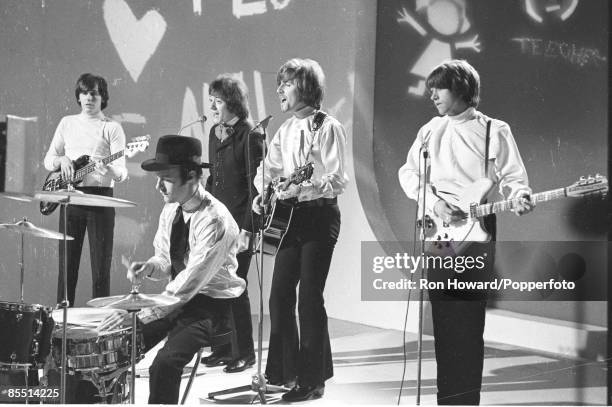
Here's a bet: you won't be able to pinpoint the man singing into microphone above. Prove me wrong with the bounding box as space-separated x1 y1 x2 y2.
201 74 264 372
253 58 349 402
100 135 245 404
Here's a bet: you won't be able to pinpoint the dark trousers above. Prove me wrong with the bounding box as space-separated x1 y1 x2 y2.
265 204 340 387
143 294 232 404
430 299 487 405
57 186 114 306
211 251 254 358
428 240 495 405
233 251 254 357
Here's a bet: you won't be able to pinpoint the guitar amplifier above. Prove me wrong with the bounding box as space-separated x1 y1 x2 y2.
3 115 40 194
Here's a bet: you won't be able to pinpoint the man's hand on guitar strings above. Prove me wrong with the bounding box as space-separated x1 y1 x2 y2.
513 193 534 216
252 194 264 215
57 156 75 181
434 199 465 224
276 183 301 200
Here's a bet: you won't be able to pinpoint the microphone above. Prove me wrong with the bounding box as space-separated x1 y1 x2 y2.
177 115 207 135
420 131 431 159
253 115 273 131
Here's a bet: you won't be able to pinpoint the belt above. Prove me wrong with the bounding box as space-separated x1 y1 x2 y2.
289 197 337 208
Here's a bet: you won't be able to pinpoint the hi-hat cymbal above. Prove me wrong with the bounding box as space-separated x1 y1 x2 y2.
34 190 137 208
87 292 179 311
0 219 74 240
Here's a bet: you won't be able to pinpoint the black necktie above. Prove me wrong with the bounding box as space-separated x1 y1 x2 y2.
169 206 190 280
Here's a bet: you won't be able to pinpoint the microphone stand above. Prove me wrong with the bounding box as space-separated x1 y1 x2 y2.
415 145 430 405
177 115 207 135
208 116 286 403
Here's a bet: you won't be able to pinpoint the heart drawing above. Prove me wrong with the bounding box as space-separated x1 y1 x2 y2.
103 0 167 82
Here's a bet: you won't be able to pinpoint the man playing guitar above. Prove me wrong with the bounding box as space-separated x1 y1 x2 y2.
252 58 349 402
43 73 127 308
398 60 534 405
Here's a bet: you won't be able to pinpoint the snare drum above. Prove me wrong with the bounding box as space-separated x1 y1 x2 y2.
51 308 143 373
0 301 53 366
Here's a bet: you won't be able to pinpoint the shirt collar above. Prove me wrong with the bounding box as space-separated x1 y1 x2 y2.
294 105 316 120
224 116 239 127
180 184 208 221
447 107 476 123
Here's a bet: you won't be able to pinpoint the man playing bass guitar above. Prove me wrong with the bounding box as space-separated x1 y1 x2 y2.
398 60 534 405
43 73 127 307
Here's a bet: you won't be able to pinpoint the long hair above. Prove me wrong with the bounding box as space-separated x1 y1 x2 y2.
74 73 109 110
426 59 480 108
209 74 251 121
277 58 325 109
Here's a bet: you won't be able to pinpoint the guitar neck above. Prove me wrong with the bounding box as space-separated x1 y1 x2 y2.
74 150 125 180
474 187 566 217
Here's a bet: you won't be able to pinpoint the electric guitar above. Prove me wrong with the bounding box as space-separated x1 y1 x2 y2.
258 162 315 255
39 135 150 215
421 174 608 255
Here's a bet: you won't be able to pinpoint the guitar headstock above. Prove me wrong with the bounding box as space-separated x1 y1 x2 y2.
125 135 151 158
288 162 314 185
566 174 608 198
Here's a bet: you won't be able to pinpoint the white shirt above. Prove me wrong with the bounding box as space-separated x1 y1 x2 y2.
44 113 128 187
254 107 349 201
138 184 245 323
398 107 531 212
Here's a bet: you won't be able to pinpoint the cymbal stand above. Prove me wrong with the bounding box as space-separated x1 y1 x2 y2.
18 219 25 303
57 190 72 404
128 290 140 404
208 120 287 404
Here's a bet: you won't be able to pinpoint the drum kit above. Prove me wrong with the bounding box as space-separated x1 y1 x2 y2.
0 188 179 403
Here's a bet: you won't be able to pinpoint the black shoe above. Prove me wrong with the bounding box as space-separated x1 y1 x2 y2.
281 384 325 402
223 353 256 373
201 352 232 367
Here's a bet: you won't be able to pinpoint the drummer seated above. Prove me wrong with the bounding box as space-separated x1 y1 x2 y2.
99 135 245 404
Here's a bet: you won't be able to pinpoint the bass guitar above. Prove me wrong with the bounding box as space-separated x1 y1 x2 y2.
258 162 314 255
421 174 608 255
39 135 150 215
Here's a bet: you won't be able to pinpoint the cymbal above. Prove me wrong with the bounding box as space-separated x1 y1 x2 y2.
34 190 137 208
0 219 74 240
87 292 179 311
0 191 34 202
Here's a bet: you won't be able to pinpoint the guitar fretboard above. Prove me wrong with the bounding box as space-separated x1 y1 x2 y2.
74 150 125 179
55 150 126 189
474 188 566 217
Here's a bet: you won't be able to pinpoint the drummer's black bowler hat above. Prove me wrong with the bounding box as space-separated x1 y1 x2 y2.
141 135 210 172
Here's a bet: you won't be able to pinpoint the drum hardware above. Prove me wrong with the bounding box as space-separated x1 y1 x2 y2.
31 187 137 403
0 301 54 404
87 286 179 404
0 218 74 303
48 307 144 403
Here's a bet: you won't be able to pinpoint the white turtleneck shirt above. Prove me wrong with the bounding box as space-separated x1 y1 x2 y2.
398 107 531 212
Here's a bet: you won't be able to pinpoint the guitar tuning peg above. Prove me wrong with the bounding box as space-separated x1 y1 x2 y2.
595 173 601 178
579 176 586 181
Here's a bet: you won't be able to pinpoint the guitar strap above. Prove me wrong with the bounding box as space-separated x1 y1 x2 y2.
483 119 497 240
302 110 327 164
484 120 491 176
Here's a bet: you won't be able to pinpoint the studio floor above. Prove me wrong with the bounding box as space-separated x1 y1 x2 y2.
131 317 606 405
